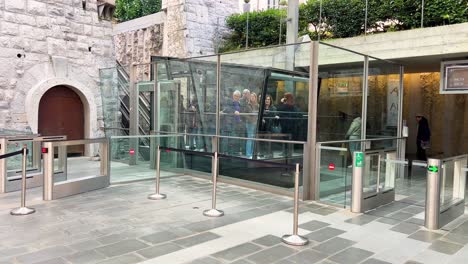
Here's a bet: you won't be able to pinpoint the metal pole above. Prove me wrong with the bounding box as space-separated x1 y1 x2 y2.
364 0 368 35
148 145 166 200
282 163 308 246
421 0 424 28
11 147 35 216
246 12 249 49
425 158 441 230
318 0 322 41
203 152 224 217
215 54 221 153
361 56 369 151
279 16 282 45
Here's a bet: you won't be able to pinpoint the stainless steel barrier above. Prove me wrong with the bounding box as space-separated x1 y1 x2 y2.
0 135 67 193
43 138 109 200
282 163 308 246
425 155 467 230
203 151 224 217
148 145 167 200
151 145 224 217
351 149 407 213
0 146 35 215
10 147 35 216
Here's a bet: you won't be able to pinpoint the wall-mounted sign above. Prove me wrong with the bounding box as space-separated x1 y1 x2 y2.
440 60 468 94
354 152 364 168
336 82 349 94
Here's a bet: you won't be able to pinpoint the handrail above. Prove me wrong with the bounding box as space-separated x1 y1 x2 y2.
0 134 41 141
441 154 468 163
150 131 306 145
317 137 406 145
46 138 107 147
111 134 183 139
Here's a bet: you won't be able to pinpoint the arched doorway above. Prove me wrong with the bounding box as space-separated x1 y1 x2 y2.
39 86 85 156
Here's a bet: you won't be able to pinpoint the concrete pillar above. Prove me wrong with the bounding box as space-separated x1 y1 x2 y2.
286 0 299 44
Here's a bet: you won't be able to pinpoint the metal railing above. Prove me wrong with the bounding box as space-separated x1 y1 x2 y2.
0 135 67 193
146 140 308 246
43 138 109 201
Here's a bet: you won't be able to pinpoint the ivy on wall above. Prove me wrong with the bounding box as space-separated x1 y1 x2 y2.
114 0 162 22
221 0 468 52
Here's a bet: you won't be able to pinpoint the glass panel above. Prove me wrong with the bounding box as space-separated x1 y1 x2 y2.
367 59 401 139
363 153 379 195
6 141 34 172
56 143 102 183
318 43 365 143
379 153 408 193
99 67 123 137
219 43 309 158
440 160 458 211
318 143 350 208
217 138 303 191
397 160 428 207
109 135 183 183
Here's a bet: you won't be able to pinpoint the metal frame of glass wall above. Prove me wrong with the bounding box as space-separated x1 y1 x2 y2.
120 41 404 201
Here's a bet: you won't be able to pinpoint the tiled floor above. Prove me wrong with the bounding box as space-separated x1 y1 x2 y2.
0 175 468 264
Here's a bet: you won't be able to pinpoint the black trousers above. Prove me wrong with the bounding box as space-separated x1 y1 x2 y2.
416 140 427 161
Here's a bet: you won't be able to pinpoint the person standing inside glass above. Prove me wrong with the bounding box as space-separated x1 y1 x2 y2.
187 97 201 150
345 113 362 156
222 90 242 155
277 93 300 140
259 94 278 158
416 114 430 160
245 92 259 158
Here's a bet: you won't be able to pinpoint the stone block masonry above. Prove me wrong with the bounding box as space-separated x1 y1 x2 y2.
0 0 115 138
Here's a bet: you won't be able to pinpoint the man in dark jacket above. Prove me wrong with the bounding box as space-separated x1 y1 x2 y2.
416 114 430 160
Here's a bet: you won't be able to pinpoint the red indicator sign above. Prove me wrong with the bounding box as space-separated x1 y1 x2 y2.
41 147 48 154
129 149 135 155
328 164 335 170
165 149 171 153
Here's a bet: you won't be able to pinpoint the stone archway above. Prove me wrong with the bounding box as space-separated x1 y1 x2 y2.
25 78 99 156
38 86 85 155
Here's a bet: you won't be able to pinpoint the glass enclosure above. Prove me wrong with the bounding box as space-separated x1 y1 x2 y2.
99 41 403 197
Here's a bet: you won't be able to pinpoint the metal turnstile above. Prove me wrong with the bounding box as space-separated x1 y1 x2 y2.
0 135 67 193
425 156 467 230
43 138 109 200
351 150 407 213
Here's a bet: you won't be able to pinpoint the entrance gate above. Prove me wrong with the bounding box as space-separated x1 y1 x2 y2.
0 135 67 193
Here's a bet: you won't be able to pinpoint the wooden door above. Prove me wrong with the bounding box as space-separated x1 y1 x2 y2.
38 86 85 156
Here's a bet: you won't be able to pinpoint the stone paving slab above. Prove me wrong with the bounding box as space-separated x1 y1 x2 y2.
1 175 468 264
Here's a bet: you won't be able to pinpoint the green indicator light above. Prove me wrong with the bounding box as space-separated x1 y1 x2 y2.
428 165 439 173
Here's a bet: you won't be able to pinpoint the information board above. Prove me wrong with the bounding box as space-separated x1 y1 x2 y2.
440 60 468 94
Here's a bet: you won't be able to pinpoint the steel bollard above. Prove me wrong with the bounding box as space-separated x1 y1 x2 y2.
11 147 35 216
282 163 308 246
203 152 224 217
148 145 167 200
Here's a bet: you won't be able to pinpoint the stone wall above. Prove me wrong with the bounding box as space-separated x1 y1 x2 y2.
183 0 238 57
114 0 239 65
0 0 115 138
113 13 165 66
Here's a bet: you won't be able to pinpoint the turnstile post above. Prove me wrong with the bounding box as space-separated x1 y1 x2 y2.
425 158 441 230
351 152 364 213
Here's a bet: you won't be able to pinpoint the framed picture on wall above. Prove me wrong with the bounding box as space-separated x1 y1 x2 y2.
440 60 468 94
